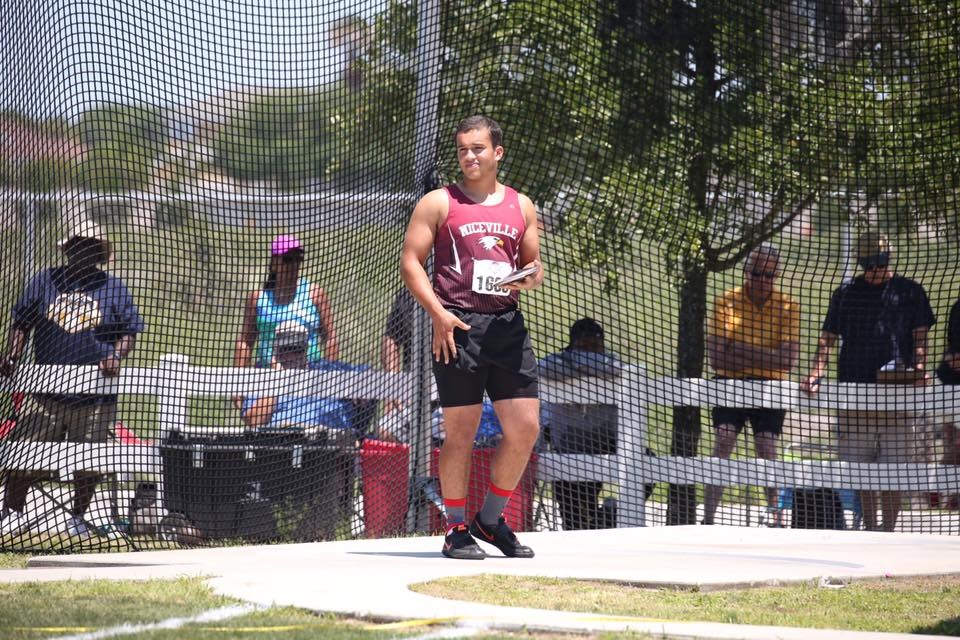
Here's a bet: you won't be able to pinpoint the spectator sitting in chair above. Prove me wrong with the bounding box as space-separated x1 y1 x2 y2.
0 216 145 540
241 320 357 448
539 318 627 530
233 234 339 413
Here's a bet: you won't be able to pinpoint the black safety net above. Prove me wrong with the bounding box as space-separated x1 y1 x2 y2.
1 0 958 552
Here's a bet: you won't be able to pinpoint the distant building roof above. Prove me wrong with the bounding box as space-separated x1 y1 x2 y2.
0 114 87 164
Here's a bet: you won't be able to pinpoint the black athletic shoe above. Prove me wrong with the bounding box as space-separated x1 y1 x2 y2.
441 523 486 560
469 515 535 558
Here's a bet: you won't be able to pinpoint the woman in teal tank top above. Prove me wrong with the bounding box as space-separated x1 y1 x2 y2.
235 235 339 377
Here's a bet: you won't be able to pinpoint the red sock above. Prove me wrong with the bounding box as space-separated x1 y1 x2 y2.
478 482 513 525
489 482 513 497
444 497 466 532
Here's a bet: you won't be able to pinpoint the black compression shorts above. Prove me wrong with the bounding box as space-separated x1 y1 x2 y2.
433 308 539 407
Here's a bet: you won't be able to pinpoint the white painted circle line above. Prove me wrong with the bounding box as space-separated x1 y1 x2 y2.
44 603 263 640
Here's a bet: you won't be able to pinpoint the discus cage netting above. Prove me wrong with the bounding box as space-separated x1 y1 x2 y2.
1 0 958 552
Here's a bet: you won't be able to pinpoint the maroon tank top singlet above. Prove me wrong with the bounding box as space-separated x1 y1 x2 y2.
433 184 527 313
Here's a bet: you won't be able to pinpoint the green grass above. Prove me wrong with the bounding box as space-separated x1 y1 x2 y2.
0 552 29 569
0 576 644 640
134 608 420 640
413 574 960 636
6 573 958 639
0 577 235 638
0 577 413 640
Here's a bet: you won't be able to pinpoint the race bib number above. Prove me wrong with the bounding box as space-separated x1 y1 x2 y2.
472 259 512 296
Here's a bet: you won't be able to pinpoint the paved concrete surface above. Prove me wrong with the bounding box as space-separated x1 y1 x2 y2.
4 525 960 639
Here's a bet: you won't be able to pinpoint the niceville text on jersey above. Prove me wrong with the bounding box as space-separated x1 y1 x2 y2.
434 185 526 313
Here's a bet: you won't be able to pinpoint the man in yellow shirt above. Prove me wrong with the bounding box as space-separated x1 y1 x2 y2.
702 244 800 526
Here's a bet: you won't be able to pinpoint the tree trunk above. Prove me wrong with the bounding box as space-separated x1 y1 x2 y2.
666 2 714 526
666 260 708 525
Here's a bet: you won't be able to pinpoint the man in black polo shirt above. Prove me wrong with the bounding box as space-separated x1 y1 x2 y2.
936 294 960 508
801 231 935 531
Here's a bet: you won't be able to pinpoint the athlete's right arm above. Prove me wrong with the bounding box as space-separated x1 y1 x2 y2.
400 189 470 364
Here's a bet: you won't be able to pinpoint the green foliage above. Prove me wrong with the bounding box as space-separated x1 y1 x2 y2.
437 1 615 205
214 91 324 189
76 146 149 192
10 158 77 192
374 0 959 278
207 4 420 192
0 113 81 192
76 103 166 152
210 81 414 191
74 103 167 192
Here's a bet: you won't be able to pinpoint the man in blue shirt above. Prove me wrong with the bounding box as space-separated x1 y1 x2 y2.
241 320 356 447
539 318 625 530
0 217 145 540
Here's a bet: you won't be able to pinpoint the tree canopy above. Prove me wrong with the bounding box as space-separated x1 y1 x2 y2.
74 103 167 193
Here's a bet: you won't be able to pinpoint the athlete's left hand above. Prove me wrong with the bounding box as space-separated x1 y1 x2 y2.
501 259 542 291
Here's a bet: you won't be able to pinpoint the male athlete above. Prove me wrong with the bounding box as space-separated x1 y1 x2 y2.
400 115 543 559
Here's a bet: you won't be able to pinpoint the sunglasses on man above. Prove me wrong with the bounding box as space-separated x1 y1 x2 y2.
275 343 307 356
858 252 890 271
749 269 777 280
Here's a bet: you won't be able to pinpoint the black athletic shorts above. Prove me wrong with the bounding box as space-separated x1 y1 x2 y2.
711 378 785 436
433 307 539 407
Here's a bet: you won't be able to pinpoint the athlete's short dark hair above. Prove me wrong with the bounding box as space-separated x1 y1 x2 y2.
455 115 503 148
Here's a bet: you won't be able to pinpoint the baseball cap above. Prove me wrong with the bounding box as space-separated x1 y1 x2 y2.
271 234 303 256
58 218 112 259
855 231 891 260
274 320 309 351
855 231 893 270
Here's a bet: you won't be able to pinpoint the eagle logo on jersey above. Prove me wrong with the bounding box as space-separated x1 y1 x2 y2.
478 236 504 250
